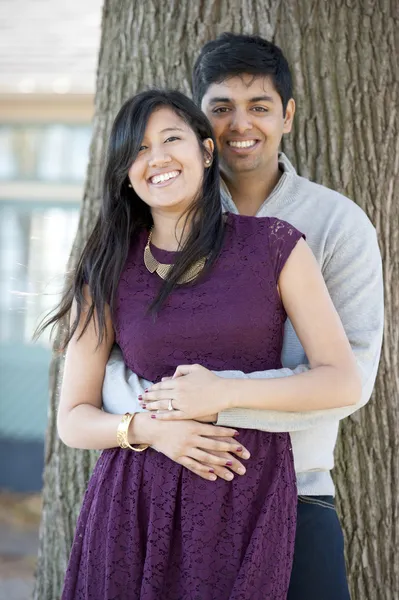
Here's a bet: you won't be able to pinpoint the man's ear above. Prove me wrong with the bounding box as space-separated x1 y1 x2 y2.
203 138 215 166
283 98 295 134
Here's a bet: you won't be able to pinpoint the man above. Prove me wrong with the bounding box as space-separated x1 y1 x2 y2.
102 33 383 598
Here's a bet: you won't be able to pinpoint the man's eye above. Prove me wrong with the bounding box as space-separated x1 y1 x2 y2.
252 106 268 112
212 107 230 114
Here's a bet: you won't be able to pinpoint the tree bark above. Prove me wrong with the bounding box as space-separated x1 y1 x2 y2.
34 1 398 599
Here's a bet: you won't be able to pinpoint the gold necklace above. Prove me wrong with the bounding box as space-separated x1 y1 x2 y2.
143 229 207 284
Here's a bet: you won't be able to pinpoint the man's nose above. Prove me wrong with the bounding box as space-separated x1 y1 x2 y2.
229 110 253 134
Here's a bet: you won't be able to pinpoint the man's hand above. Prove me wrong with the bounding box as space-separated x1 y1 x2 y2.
150 420 250 482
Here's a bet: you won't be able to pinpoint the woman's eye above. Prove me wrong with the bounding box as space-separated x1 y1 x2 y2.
165 136 180 143
138 145 147 152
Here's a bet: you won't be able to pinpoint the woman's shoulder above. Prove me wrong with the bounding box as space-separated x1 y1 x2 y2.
225 212 305 280
225 212 302 241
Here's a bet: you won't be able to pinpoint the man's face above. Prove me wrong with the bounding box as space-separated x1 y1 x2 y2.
201 74 295 177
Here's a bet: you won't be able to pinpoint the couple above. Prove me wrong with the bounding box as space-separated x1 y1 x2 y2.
48 33 383 599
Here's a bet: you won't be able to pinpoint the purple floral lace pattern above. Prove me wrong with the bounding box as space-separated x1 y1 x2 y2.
62 430 296 600
114 214 304 384
267 217 306 280
62 213 304 599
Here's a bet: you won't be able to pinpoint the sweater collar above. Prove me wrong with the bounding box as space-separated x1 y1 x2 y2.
220 152 297 215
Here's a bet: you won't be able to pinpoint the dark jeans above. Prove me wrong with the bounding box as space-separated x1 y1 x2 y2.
287 496 351 600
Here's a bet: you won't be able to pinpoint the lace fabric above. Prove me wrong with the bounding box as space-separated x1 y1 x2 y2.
114 214 304 383
62 432 296 599
62 213 304 599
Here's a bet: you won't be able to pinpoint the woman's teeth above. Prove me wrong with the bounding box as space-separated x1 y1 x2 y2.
228 140 257 148
150 171 179 184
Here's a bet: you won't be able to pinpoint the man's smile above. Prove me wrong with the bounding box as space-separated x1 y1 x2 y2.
225 139 261 154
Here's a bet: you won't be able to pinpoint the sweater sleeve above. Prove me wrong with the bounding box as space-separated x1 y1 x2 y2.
102 345 153 415
216 216 384 432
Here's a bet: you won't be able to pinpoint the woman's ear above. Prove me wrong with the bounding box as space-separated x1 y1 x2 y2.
203 138 215 167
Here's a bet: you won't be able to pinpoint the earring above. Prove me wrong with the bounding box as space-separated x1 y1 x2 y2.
205 159 211 166
128 183 132 188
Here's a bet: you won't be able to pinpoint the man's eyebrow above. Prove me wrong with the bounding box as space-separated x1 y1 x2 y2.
250 95 274 103
208 95 274 104
160 126 185 133
208 97 232 105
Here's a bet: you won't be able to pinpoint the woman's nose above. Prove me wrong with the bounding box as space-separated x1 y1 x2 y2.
148 150 172 168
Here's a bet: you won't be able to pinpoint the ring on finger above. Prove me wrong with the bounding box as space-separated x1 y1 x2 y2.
168 398 174 411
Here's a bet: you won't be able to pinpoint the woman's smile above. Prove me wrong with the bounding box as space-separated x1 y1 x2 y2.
147 170 181 188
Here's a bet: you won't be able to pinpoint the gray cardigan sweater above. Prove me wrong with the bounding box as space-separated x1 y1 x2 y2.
102 153 384 496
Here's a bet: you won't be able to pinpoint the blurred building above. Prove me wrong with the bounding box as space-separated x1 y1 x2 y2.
0 0 102 491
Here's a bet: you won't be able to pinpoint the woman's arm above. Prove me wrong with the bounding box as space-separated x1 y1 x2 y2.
57 284 150 449
143 239 362 418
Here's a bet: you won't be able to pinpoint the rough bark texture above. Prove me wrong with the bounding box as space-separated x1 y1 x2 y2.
34 1 398 599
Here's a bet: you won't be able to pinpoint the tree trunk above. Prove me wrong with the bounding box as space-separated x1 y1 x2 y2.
34 1 398 599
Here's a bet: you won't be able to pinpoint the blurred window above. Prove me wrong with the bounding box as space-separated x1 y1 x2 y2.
0 124 91 182
0 202 80 347
0 118 90 474
0 201 80 445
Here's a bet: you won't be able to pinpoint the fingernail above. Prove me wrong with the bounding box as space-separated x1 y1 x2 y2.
233 432 239 437
209 469 215 473
151 414 156 419
141 404 146 409
225 473 234 480
138 395 143 401
237 467 246 475
236 446 243 452
242 451 250 459
144 388 149 392
226 461 233 466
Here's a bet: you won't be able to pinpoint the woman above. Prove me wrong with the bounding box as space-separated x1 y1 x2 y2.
43 89 360 599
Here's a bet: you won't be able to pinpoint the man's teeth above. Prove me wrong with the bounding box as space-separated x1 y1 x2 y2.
150 171 179 184
228 140 257 148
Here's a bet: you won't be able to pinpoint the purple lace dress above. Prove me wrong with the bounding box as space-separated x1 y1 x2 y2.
62 213 304 600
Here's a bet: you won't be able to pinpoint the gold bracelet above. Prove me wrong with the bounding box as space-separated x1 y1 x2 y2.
116 412 149 452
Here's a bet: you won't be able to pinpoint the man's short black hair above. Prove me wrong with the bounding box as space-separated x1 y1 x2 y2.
192 33 293 114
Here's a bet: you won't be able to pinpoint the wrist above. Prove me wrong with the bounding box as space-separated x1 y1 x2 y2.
128 412 159 446
215 378 236 411
196 414 218 423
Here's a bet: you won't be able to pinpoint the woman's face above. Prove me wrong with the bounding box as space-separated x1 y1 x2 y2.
128 107 213 215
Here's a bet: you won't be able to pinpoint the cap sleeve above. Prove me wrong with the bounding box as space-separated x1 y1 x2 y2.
267 218 305 282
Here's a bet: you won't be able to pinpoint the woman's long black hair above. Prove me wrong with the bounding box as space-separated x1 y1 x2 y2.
36 89 224 347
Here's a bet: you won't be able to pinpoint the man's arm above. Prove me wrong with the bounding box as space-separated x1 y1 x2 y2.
102 345 152 415
216 216 383 431
103 216 383 433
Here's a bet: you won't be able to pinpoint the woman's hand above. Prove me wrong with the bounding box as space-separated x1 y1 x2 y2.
141 364 230 420
150 420 250 482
